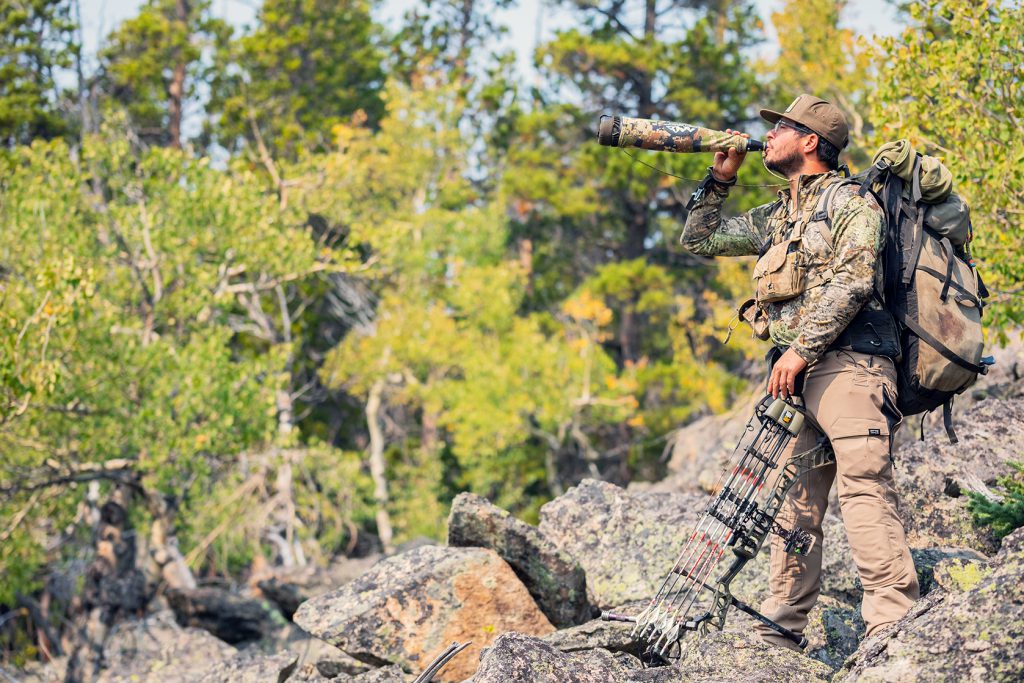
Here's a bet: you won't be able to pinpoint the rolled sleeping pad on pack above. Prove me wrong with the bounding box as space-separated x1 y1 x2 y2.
598 114 764 154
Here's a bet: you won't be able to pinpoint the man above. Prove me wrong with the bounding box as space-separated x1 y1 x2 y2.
679 94 918 647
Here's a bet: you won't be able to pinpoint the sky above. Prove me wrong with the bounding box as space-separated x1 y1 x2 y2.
80 0 905 85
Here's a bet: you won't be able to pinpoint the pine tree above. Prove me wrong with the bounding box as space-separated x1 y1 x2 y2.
765 0 873 167
0 0 78 146
207 0 386 160
99 0 229 148
509 0 772 358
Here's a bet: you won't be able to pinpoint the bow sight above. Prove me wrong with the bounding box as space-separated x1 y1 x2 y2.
603 395 833 663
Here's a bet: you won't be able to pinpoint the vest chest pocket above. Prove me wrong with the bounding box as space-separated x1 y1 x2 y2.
754 238 807 303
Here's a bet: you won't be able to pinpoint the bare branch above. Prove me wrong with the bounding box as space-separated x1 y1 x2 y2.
248 111 286 209
137 193 164 305
0 490 45 543
217 263 333 296
0 458 139 497
183 473 265 567
578 0 637 40
275 284 292 346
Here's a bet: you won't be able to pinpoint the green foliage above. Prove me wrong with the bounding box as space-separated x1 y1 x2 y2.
500 1 778 479
763 0 873 168
870 0 1024 332
311 79 641 531
11 2 1024 656
208 0 386 159
518 0 772 258
968 461 1024 540
0 0 77 146
390 0 514 81
0 123 373 599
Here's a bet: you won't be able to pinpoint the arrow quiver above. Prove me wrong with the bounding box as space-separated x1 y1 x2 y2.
606 395 834 663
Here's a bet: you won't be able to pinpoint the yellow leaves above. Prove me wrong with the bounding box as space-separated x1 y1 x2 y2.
674 295 696 325
569 337 589 354
609 366 641 394
562 290 613 327
331 116 370 154
626 414 645 428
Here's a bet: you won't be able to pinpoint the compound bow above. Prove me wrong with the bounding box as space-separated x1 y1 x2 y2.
603 395 835 662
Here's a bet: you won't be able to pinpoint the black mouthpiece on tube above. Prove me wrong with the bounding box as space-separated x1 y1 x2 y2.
598 115 620 147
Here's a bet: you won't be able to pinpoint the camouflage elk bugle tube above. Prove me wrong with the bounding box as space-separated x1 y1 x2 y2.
598 115 764 154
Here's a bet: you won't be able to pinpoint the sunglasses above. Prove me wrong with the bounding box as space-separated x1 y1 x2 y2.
772 119 815 136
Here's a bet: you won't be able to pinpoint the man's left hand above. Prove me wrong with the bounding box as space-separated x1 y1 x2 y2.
768 348 808 399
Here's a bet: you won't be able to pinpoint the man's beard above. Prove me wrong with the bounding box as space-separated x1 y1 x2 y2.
765 147 805 177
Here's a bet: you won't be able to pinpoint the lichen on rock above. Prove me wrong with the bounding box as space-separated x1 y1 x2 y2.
538 479 706 608
447 491 591 627
293 545 553 681
836 534 1024 682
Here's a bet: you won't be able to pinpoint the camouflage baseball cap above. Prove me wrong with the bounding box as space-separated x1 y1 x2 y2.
759 94 849 150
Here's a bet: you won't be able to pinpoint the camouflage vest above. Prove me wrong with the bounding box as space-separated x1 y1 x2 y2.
752 177 845 305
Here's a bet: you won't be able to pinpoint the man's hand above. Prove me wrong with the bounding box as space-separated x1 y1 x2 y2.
768 348 808 400
711 129 749 182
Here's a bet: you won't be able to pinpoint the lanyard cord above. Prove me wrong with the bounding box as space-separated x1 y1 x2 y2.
621 149 788 188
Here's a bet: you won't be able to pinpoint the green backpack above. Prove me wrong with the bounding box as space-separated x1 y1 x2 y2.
822 140 993 442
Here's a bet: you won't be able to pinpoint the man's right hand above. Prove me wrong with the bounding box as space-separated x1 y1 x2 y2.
711 129 749 182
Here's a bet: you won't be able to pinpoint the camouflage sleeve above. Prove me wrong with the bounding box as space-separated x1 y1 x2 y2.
680 182 775 257
790 188 885 363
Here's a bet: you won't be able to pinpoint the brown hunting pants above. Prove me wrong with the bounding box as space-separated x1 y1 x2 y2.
755 350 919 647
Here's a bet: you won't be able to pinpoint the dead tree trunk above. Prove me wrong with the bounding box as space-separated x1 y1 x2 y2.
147 498 197 591
64 494 147 683
366 378 394 553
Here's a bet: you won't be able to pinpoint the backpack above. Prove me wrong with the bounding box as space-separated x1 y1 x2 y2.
819 150 993 442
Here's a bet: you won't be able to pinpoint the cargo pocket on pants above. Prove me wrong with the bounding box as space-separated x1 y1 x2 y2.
829 416 903 589
830 417 890 449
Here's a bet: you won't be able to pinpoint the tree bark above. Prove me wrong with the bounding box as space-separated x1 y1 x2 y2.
148 505 197 591
619 302 638 365
620 203 648 363
518 238 534 296
639 0 657 119
610 0 658 364
167 0 190 149
366 379 394 553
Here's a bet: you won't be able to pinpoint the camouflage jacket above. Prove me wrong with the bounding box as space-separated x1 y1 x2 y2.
680 170 885 364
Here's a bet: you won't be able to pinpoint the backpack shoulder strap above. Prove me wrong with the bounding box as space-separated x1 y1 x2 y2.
814 177 866 231
814 175 889 305
808 177 863 253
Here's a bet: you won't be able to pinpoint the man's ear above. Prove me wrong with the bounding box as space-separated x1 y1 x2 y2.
803 133 820 156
